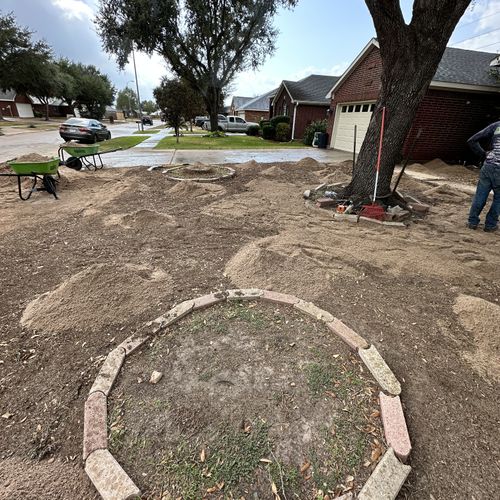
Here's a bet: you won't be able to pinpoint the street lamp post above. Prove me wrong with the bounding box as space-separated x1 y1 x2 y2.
131 48 144 131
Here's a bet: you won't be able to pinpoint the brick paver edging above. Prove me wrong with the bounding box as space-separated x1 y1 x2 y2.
163 165 236 182
83 288 412 499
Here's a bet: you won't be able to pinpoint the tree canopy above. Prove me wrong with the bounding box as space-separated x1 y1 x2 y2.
117 86 138 116
141 99 157 115
96 0 297 130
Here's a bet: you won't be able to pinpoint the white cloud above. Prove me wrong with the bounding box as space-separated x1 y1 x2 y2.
51 0 94 20
122 51 169 95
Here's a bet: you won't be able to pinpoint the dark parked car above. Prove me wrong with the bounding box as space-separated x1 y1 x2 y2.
142 115 153 125
59 118 111 143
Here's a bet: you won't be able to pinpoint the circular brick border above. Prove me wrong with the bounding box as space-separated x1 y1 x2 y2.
163 165 235 182
83 289 412 499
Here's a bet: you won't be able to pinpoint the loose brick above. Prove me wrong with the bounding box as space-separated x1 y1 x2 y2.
226 288 263 300
193 293 226 310
294 300 334 323
117 334 149 356
85 449 140 500
89 347 126 396
357 448 411 500
315 197 337 208
379 392 412 462
327 318 369 350
261 290 300 305
83 392 107 460
151 299 195 332
358 345 401 396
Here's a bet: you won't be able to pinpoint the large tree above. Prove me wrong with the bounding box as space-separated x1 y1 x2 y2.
346 0 472 200
141 99 157 115
95 0 296 131
0 12 52 119
154 77 204 141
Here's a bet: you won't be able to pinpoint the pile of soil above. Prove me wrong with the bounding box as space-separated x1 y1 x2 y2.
104 209 177 229
108 301 384 499
164 164 233 181
296 157 324 169
13 153 54 163
453 294 500 383
20 264 172 333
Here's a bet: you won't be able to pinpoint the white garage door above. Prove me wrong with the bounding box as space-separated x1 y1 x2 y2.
332 102 375 152
16 103 34 118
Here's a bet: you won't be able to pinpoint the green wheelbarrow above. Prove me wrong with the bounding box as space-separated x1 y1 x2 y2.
0 157 60 200
58 143 121 171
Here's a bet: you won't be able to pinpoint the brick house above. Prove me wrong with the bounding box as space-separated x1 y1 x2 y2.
270 75 339 139
326 38 500 161
236 88 277 122
229 96 253 116
0 90 35 118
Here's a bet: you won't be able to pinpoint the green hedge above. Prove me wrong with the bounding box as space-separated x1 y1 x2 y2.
246 125 260 136
275 122 291 142
262 125 276 140
270 115 290 128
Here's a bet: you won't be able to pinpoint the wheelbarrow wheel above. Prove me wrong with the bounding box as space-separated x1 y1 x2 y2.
42 175 58 199
65 156 82 170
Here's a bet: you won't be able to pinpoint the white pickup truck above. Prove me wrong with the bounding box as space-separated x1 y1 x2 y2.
203 115 259 133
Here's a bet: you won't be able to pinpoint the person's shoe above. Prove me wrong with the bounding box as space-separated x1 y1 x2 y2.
467 223 478 230
484 226 498 233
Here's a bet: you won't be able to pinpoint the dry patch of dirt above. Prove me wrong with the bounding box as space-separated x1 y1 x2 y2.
453 294 500 383
109 301 384 499
168 180 226 199
21 264 172 333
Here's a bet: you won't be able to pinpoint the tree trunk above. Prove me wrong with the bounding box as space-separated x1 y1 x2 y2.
45 102 49 121
346 0 472 201
206 85 222 132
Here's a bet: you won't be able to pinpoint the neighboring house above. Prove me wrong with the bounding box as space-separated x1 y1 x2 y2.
0 90 34 118
326 38 500 161
270 74 339 139
105 106 125 121
29 96 72 118
236 88 277 122
229 96 253 115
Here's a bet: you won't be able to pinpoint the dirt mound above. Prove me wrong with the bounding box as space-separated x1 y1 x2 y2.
315 169 352 185
105 209 176 229
20 263 172 333
453 295 500 382
422 183 469 201
236 159 259 169
260 165 286 177
168 180 226 199
424 158 450 170
296 157 324 169
13 153 54 163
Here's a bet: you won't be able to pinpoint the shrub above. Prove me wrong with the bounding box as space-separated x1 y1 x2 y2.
246 125 260 136
303 119 327 146
203 130 227 138
270 115 290 128
262 125 276 140
260 120 271 129
275 122 291 142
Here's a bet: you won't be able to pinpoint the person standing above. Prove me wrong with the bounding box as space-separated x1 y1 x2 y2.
467 120 500 232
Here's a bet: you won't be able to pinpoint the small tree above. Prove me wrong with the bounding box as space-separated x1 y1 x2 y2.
116 87 138 117
96 0 297 132
154 77 202 142
141 99 156 115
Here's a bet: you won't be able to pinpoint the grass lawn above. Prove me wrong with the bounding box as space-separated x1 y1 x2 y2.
133 129 158 135
99 135 147 152
155 135 308 150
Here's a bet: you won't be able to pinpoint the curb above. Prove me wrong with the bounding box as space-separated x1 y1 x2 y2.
83 288 411 499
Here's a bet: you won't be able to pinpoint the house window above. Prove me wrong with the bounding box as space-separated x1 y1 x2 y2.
348 105 354 112
362 104 369 112
341 105 347 112
355 104 361 112
283 101 288 116
370 104 376 112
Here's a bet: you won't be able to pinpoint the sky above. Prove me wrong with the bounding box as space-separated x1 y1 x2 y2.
2 0 499 104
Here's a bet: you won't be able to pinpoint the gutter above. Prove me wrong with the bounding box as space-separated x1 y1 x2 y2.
291 102 299 140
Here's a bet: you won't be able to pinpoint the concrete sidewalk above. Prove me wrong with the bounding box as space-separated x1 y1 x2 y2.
102 148 352 168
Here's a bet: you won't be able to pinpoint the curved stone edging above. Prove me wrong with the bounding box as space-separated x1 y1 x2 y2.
83 288 412 499
163 165 235 182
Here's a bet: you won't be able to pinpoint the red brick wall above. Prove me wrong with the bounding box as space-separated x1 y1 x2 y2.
272 87 293 118
327 46 382 137
0 100 18 117
293 104 329 139
327 43 500 161
244 110 269 123
406 89 500 161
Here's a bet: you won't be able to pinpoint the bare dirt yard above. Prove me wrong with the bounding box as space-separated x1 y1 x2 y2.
0 158 499 499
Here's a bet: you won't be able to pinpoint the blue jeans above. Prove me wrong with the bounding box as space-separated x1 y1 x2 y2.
468 162 500 229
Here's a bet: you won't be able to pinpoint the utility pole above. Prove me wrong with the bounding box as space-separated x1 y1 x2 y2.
131 47 143 131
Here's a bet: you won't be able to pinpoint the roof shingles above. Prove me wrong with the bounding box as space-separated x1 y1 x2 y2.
283 75 339 103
